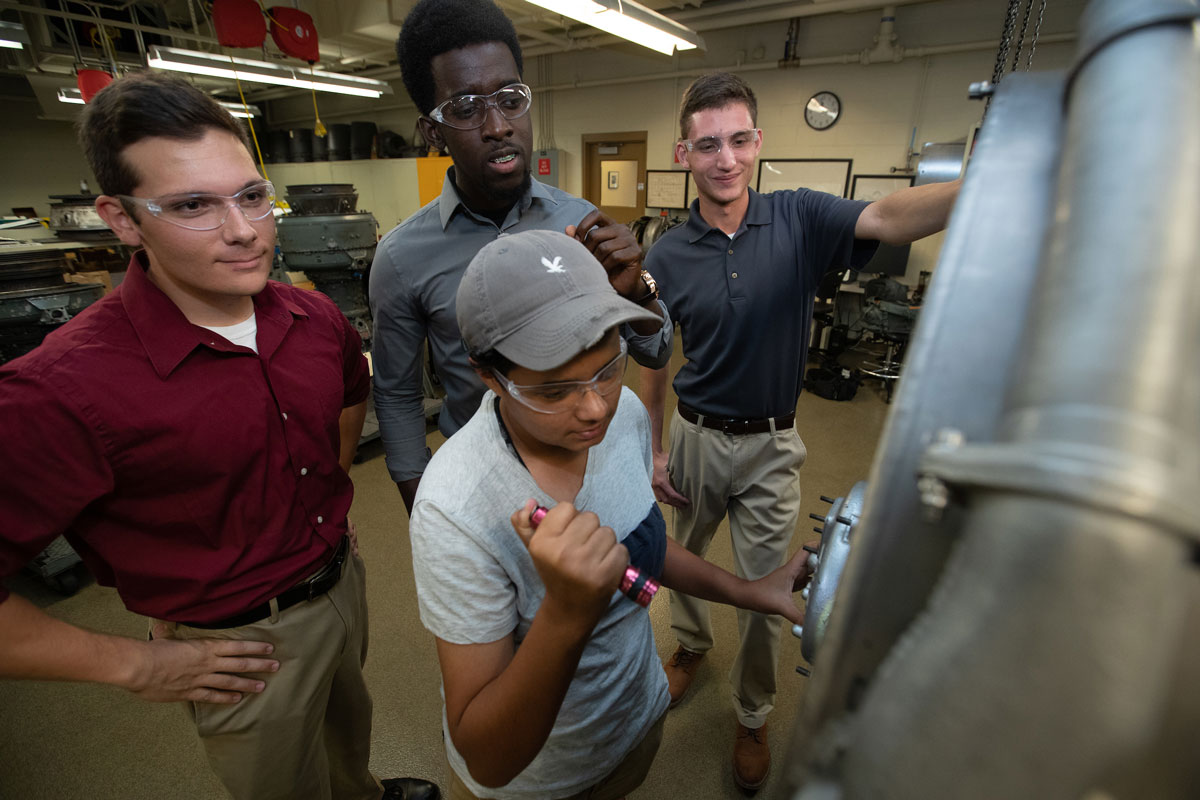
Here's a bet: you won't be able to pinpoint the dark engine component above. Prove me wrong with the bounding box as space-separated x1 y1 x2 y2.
0 250 104 364
276 184 379 350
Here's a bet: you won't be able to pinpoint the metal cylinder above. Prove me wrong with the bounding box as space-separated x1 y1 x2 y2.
1001 3 1200 507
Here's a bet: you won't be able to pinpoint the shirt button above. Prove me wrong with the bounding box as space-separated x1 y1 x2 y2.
300 467 308 476
732 272 739 278
727 249 734 255
281 412 288 420
316 515 324 524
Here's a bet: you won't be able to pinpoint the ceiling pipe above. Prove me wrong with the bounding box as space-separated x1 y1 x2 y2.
0 1 220 46
1 1 393 73
861 5 903 63
267 31 1075 126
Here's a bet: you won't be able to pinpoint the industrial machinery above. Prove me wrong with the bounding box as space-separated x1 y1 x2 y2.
628 212 686 251
783 0 1199 797
276 183 377 350
0 249 103 364
46 193 112 240
275 183 385 445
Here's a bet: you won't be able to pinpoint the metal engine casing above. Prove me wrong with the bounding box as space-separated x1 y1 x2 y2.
782 1 1200 797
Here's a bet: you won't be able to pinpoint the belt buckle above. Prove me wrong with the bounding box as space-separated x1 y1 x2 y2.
721 418 741 435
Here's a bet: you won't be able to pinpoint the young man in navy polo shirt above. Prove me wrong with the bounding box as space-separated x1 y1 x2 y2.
640 72 961 792
0 71 437 800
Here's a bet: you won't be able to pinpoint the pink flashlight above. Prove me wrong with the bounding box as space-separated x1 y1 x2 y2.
531 505 659 608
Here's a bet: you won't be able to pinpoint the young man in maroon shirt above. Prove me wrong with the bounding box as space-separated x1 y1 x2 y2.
0 72 437 800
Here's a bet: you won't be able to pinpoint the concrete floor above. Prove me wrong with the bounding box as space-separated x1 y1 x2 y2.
0 343 892 799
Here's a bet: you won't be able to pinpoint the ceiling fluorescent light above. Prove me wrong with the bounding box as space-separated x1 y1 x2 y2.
147 46 392 99
524 0 702 56
220 101 262 118
58 85 260 117
58 87 86 105
0 21 29 50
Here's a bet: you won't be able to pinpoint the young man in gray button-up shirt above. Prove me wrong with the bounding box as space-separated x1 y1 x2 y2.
370 0 672 513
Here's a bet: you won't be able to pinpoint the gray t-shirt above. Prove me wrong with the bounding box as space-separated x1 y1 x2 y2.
410 387 670 799
369 172 673 483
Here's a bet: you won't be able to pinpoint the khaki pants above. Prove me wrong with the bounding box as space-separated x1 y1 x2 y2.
447 712 666 800
666 407 806 729
153 553 381 800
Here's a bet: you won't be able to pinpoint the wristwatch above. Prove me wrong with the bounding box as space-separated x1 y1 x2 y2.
634 269 659 306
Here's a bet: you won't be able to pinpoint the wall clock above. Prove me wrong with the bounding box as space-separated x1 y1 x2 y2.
805 91 841 131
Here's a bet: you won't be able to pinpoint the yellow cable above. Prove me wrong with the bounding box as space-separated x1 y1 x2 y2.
234 71 270 184
310 65 326 137
257 0 288 31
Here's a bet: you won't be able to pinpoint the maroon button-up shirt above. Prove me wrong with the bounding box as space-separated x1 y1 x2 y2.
0 253 370 623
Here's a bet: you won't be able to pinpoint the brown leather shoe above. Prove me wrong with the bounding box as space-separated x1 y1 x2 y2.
664 645 705 708
733 722 770 792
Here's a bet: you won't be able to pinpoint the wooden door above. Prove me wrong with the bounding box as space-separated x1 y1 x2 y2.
582 132 647 224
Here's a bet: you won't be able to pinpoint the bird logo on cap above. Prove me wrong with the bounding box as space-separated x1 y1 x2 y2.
542 255 566 273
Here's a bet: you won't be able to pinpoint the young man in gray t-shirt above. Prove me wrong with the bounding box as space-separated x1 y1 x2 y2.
408 230 815 799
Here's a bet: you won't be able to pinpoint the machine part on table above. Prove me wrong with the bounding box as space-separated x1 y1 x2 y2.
47 194 113 240
0 250 72 292
798 482 867 666
0 246 106 364
275 214 378 273
783 1 1200 798
284 183 359 215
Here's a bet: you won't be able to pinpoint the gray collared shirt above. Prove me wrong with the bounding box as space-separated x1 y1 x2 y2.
369 171 672 482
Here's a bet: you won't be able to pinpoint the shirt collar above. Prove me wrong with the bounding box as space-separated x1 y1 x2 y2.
683 189 770 243
437 167 558 230
120 251 309 378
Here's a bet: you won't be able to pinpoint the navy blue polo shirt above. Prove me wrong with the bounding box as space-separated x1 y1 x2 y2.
646 188 876 419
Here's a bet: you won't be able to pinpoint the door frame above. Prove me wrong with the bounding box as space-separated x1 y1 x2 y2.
582 131 648 217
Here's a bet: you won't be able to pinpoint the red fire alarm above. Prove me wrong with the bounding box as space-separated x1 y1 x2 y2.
538 158 551 175
211 0 266 49
268 7 320 63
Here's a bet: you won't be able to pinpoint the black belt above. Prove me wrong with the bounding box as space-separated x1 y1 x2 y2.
182 535 350 630
677 403 795 435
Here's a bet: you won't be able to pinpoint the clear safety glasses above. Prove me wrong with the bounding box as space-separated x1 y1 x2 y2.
428 83 533 130
119 181 276 231
493 339 628 414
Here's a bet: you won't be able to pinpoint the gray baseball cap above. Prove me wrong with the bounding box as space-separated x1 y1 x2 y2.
457 229 660 371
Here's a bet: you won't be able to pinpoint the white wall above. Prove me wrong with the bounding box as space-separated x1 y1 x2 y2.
267 159 421 233
0 97 96 219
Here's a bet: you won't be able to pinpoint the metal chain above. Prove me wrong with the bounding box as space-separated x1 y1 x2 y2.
991 0 1022 86
1011 0 1034 73
1026 0 1048 70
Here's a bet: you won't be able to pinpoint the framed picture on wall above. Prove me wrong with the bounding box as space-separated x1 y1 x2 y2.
645 169 693 210
756 158 852 198
607 171 620 190
850 173 915 202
